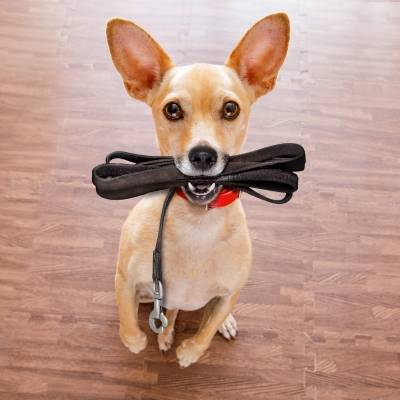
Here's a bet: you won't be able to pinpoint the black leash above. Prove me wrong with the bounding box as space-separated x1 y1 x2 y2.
92 143 306 333
92 143 305 201
148 188 175 333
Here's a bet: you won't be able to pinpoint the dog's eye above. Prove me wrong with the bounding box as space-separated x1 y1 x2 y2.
222 101 240 120
163 102 183 120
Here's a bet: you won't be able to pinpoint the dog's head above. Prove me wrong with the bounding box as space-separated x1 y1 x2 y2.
106 14 290 205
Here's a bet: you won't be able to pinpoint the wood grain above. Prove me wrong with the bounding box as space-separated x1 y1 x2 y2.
1 0 400 399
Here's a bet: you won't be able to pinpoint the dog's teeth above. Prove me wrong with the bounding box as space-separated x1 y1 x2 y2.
202 183 216 194
188 182 216 195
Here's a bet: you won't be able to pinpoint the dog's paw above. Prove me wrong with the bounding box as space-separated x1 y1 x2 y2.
176 338 206 368
158 328 175 352
120 330 148 354
218 313 238 340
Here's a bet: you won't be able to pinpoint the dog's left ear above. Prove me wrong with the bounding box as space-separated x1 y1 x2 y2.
106 18 173 103
226 13 290 100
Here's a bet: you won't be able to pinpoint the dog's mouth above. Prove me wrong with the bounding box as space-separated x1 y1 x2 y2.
182 182 221 205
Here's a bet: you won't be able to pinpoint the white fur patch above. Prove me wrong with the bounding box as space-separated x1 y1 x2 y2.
218 313 238 340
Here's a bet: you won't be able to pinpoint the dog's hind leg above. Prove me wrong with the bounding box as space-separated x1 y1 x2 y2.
115 269 147 354
218 313 238 340
157 309 179 351
199 301 237 340
176 291 240 367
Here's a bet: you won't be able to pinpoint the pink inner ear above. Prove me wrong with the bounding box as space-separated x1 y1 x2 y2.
116 26 161 87
122 48 159 89
108 20 171 97
242 25 286 84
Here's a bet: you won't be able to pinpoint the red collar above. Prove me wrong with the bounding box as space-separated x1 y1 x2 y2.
175 187 240 209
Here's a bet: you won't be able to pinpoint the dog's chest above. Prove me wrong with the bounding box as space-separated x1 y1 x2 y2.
131 197 251 311
163 211 248 310
161 213 243 311
162 260 232 311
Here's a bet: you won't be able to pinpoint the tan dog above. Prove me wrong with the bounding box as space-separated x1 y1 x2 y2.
106 13 290 367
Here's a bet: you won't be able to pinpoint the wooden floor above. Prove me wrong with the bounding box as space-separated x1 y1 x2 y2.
1 1 400 399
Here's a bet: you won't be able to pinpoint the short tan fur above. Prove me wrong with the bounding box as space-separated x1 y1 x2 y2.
106 13 290 367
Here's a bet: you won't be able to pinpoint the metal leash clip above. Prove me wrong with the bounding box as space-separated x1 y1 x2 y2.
149 281 168 333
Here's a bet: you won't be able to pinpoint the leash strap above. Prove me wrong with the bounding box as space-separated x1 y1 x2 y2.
149 188 175 333
92 143 306 201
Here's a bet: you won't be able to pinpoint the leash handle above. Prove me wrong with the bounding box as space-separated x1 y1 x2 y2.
106 151 170 164
241 187 293 204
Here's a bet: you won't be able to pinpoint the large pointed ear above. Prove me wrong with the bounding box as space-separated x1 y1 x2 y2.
225 13 290 100
106 18 173 102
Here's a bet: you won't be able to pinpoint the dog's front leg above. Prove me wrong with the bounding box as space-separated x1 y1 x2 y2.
115 271 147 353
176 291 240 367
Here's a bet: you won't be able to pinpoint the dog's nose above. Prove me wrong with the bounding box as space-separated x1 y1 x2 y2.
188 146 218 171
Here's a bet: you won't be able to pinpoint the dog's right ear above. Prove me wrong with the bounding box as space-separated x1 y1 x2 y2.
106 19 173 103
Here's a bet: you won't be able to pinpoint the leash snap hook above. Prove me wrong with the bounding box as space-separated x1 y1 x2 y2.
149 281 168 334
